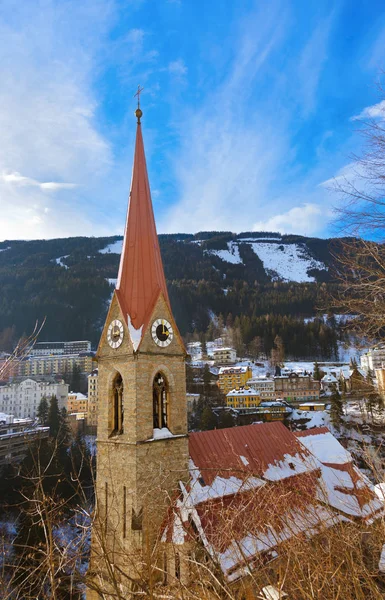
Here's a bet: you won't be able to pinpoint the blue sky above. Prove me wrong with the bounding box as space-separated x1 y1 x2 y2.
1 0 385 240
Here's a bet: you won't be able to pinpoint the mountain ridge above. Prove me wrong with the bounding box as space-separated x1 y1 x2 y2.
0 231 345 348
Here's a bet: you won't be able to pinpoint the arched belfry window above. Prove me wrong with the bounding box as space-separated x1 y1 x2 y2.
113 373 124 434
153 373 168 429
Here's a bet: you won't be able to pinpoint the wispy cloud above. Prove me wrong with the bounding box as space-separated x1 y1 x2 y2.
160 1 336 236
253 203 326 236
168 59 187 77
0 171 77 191
351 99 385 121
0 0 114 239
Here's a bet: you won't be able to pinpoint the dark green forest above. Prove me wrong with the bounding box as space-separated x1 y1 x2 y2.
0 231 347 357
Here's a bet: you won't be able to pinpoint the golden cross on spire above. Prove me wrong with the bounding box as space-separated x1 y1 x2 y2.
134 85 144 123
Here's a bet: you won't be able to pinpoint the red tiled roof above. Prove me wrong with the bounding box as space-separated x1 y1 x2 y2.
189 422 310 485
195 470 320 553
116 121 172 340
294 426 330 438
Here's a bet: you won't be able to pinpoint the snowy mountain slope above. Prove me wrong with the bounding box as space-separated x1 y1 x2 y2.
201 237 327 283
247 242 326 283
205 241 243 265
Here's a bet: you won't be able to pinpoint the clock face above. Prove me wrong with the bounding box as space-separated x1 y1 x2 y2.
107 319 124 349
151 318 174 347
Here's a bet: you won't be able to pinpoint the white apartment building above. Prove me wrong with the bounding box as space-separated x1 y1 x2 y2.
212 347 237 365
0 378 68 419
248 377 276 400
33 340 91 356
87 368 98 429
360 345 385 372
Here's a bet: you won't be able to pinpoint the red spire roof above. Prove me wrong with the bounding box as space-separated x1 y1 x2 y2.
116 118 171 339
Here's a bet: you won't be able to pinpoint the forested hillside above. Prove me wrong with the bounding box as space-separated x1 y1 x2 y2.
0 231 347 357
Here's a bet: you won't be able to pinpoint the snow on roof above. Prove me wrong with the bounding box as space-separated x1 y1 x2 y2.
213 347 235 353
219 366 250 374
374 483 385 502
226 387 258 397
295 427 351 464
68 392 87 400
189 423 312 485
321 373 338 382
163 422 383 583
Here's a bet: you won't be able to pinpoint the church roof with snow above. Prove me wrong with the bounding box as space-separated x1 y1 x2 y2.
162 423 383 582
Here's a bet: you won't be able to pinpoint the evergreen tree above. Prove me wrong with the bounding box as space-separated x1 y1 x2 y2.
330 388 344 428
199 406 217 431
218 410 235 429
203 364 212 396
48 395 61 438
58 407 71 447
313 361 321 381
36 396 49 425
70 363 82 392
201 336 207 357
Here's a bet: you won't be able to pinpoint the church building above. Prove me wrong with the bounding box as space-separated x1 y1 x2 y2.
86 100 189 598
87 100 384 599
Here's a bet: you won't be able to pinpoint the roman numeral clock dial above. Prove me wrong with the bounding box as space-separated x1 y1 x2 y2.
107 319 124 349
151 319 173 348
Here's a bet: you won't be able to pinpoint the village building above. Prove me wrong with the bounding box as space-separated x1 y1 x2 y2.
18 351 96 379
248 376 276 400
320 372 338 395
212 347 237 365
273 373 320 404
360 344 385 372
0 376 68 419
32 340 91 356
226 386 260 408
339 364 371 394
67 391 88 414
162 424 383 585
0 415 49 466
218 365 252 394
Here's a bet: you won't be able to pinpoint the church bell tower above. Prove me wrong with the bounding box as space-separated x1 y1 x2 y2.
87 98 189 598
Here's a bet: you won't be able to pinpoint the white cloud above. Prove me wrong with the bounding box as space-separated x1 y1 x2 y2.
0 170 77 191
168 59 187 76
0 0 114 240
351 100 385 121
252 204 326 236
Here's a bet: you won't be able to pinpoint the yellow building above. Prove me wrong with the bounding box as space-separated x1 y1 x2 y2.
226 387 260 408
218 366 252 394
68 392 88 414
298 402 326 411
20 353 96 378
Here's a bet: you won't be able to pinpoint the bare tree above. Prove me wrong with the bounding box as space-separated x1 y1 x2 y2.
0 319 45 381
331 93 385 341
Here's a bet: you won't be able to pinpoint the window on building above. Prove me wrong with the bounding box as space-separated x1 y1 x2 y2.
112 373 124 434
153 373 169 429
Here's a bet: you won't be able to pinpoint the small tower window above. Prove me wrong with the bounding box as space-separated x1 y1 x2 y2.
153 373 169 429
113 373 124 434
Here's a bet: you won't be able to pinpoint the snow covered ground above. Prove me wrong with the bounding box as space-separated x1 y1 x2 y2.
99 239 123 254
203 239 327 283
52 255 69 269
247 242 326 283
205 241 243 264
